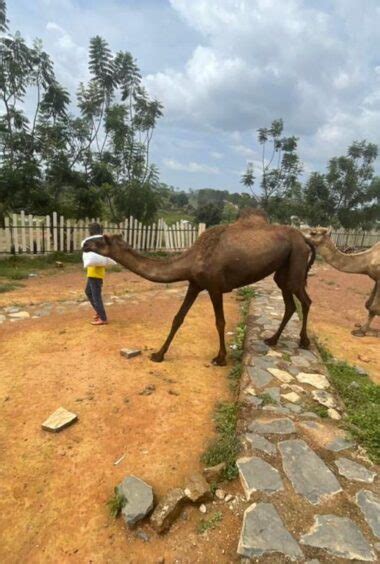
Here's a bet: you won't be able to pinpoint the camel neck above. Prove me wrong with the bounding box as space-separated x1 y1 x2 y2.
319 238 367 274
111 246 190 283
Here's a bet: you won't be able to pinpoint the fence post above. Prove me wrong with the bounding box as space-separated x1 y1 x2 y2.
12 213 19 254
60 215 64 251
20 210 27 253
4 216 11 253
53 212 58 251
45 215 51 253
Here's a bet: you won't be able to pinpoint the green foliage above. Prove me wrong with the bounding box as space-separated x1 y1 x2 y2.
258 393 277 406
228 362 242 393
0 252 81 280
107 488 126 518
237 286 256 300
197 511 223 534
318 344 380 462
0 282 22 293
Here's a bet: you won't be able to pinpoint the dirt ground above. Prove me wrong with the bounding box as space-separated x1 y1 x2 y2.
309 262 380 385
0 268 242 563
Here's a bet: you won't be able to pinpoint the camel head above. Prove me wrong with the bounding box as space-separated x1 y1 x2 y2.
303 227 332 246
82 234 126 257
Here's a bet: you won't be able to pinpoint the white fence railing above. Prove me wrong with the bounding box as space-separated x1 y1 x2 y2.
0 211 206 255
330 228 380 249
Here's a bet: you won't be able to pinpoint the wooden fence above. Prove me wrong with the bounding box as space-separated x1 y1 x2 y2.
0 212 206 255
330 228 380 249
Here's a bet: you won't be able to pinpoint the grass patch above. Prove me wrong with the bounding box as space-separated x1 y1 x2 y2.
237 286 256 300
0 252 81 281
303 399 328 418
197 511 223 534
228 362 242 393
318 342 380 462
258 392 277 406
0 282 23 293
282 352 291 362
107 488 126 518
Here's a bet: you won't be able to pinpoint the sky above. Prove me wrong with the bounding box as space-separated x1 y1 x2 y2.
7 0 380 193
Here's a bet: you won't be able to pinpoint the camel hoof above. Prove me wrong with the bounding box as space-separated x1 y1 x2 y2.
299 339 310 350
150 352 164 363
212 357 227 366
351 329 366 338
264 337 278 347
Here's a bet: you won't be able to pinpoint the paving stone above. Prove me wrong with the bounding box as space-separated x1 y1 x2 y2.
150 488 186 533
266 350 282 358
117 476 154 528
282 391 300 403
300 514 375 561
262 405 291 415
286 403 303 413
328 407 341 420
300 420 319 429
279 439 342 504
8 310 30 319
245 433 276 455
325 437 354 452
249 417 295 435
292 356 311 368
296 372 329 389
312 390 336 408
267 367 294 383
264 387 281 403
300 412 319 419
249 342 269 354
237 502 303 559
120 348 141 359
298 349 318 362
237 457 283 498
245 395 263 408
356 490 380 539
335 458 376 483
183 472 211 502
41 407 78 432
246 366 273 388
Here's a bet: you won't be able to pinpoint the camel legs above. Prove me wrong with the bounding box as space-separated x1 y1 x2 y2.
264 288 296 347
352 281 380 337
209 291 227 366
151 282 200 362
294 287 312 348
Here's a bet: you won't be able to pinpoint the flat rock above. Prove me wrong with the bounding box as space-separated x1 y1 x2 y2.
150 488 186 533
312 390 336 408
356 490 380 539
203 462 226 483
328 407 341 420
117 476 154 528
41 407 78 432
264 387 281 403
282 391 300 403
262 405 291 415
246 366 273 388
237 457 283 498
296 372 329 389
300 514 375 561
183 472 211 502
325 437 354 452
267 367 294 383
335 458 376 483
279 439 342 504
245 433 276 455
286 403 303 413
120 348 141 359
238 502 303 559
249 417 295 435
8 310 30 319
249 342 269 354
291 356 311 368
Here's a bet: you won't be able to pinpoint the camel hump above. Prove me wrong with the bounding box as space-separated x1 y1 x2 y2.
237 207 269 226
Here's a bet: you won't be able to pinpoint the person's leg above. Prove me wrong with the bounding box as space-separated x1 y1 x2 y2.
89 278 107 323
85 278 97 311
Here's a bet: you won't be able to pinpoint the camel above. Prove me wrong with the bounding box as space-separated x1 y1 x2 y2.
303 227 380 337
83 210 315 365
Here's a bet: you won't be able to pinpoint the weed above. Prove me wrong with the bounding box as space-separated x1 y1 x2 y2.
237 286 256 300
258 392 277 406
107 487 126 518
303 399 328 418
197 511 223 534
282 352 291 362
228 362 242 393
0 282 22 293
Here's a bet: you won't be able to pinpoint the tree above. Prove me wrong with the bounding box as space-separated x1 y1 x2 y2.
195 202 223 226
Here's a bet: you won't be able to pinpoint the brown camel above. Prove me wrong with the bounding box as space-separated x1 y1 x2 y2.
304 227 380 337
83 210 315 364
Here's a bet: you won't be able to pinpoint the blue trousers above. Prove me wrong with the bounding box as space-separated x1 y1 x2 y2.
85 277 107 321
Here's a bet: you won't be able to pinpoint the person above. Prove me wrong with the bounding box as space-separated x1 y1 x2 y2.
82 223 115 326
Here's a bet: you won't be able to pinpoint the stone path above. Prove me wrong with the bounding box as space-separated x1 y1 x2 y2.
237 279 379 562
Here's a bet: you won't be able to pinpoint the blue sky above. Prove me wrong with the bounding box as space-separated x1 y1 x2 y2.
8 0 380 193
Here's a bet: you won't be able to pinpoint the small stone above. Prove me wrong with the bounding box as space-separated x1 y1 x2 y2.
224 494 233 502
300 514 375 561
215 489 225 500
327 408 341 420
203 462 226 483
249 417 296 435
245 433 276 455
267 367 294 383
246 366 273 388
117 476 154 528
355 366 368 376
8 310 30 319
312 390 336 408
296 372 329 389
356 490 380 539
120 348 141 359
335 458 376 483
325 437 354 452
150 488 186 533
282 391 300 403
184 473 211 502
266 350 282 358
139 384 155 396
237 457 283 498
41 407 78 432
199 504 207 514
134 530 150 542
238 502 303 559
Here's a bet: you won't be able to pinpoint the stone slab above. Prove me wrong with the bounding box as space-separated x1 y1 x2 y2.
238 502 303 559
41 407 78 432
296 372 329 389
282 391 301 403
246 366 273 388
312 390 336 408
8 310 30 319
117 476 154 528
249 417 296 435
267 367 294 383
237 457 283 498
120 348 142 359
325 437 354 452
335 458 376 483
150 488 186 533
245 433 276 455
300 514 375 561
279 439 342 504
356 490 380 539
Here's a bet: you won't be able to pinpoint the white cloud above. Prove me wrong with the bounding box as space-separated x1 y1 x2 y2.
211 151 223 159
163 158 220 174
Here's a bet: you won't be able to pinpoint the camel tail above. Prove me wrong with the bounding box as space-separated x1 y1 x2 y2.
304 238 316 283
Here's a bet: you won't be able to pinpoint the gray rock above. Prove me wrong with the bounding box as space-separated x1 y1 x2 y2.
292 356 311 368
249 342 269 354
262 405 291 415
264 387 281 403
245 433 277 456
41 407 78 432
203 462 226 483
117 476 154 528
355 365 368 376
246 366 273 388
183 472 211 503
238 502 303 559
325 437 354 452
300 412 319 419
286 403 303 414
312 390 336 408
335 458 376 483
356 490 380 539
150 488 186 533
237 457 283 498
120 348 141 359
249 417 295 435
279 439 342 504
300 514 375 561
245 395 263 408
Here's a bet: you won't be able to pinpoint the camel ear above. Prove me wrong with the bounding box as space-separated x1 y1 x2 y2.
103 234 111 245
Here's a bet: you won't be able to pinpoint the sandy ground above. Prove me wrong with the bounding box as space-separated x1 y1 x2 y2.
0 268 242 563
309 262 380 384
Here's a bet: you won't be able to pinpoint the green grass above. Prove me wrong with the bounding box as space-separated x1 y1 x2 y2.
304 399 328 418
237 286 256 300
228 362 242 393
318 342 380 462
197 511 223 534
258 392 277 406
106 488 126 518
157 209 195 225
0 282 23 293
0 252 81 281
